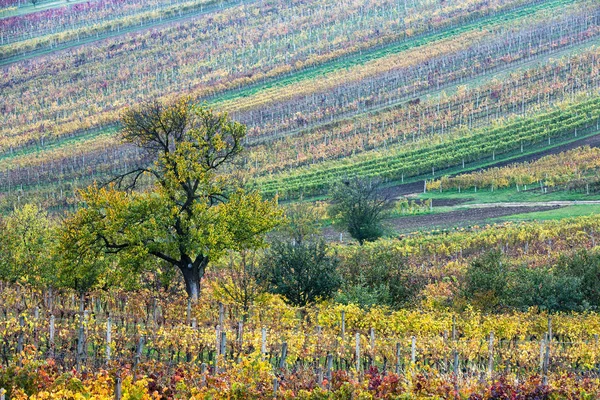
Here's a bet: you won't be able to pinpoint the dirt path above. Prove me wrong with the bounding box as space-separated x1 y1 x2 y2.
387 205 561 233
464 200 600 208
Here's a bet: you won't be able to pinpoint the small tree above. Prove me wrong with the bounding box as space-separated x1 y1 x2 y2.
280 201 324 245
261 239 340 307
462 250 507 310
557 250 600 307
211 249 265 321
336 245 424 308
329 178 387 244
260 203 340 306
59 99 282 301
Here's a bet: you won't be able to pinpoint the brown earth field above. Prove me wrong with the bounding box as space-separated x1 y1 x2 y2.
323 205 560 241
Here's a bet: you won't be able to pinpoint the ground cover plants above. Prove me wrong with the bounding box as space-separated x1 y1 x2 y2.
4 214 600 397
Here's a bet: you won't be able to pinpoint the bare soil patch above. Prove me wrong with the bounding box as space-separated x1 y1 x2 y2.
323 205 559 240
386 205 559 233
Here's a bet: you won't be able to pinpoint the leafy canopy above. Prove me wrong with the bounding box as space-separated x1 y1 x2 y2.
260 203 340 307
328 178 387 244
0 204 55 287
58 99 282 299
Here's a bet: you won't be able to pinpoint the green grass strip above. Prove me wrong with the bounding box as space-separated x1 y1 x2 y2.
206 0 578 107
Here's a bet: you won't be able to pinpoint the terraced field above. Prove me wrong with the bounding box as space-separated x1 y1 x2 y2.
1 0 600 212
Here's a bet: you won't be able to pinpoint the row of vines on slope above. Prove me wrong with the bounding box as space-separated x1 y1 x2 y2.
256 95 600 198
2 41 599 207
0 0 578 153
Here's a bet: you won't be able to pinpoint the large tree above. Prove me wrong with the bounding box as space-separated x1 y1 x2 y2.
59 99 282 301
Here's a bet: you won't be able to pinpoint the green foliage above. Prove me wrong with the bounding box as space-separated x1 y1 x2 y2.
395 198 432 215
261 239 341 307
335 277 392 308
262 96 600 199
508 267 583 312
58 100 282 300
0 204 56 287
0 359 45 397
329 179 387 245
462 251 508 311
153 261 181 292
55 187 134 294
337 244 425 308
556 250 600 309
279 201 325 245
463 250 600 312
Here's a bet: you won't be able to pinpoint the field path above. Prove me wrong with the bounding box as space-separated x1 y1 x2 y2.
464 201 600 208
324 201 600 240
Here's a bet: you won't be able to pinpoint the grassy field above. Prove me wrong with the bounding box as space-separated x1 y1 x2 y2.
418 188 600 204
492 204 600 222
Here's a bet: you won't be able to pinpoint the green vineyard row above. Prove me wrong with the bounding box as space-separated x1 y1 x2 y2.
258 96 600 198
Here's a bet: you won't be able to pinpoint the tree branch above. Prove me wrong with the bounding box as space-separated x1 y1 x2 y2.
149 250 179 266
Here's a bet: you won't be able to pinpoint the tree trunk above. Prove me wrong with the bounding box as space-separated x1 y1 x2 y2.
79 292 85 313
179 259 207 303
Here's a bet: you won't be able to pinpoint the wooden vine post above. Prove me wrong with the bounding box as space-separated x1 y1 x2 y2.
325 354 333 387
261 328 267 360
279 342 288 369
17 315 25 365
369 328 375 368
134 336 145 371
237 321 243 351
341 311 346 341
543 317 552 385
114 375 122 400
487 332 494 379
218 302 224 328
355 333 361 375
201 363 207 387
106 317 112 363
49 315 55 358
220 331 227 366
395 342 401 374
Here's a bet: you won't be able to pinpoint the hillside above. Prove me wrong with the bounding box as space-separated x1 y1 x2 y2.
3 0 600 398
2 0 600 215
